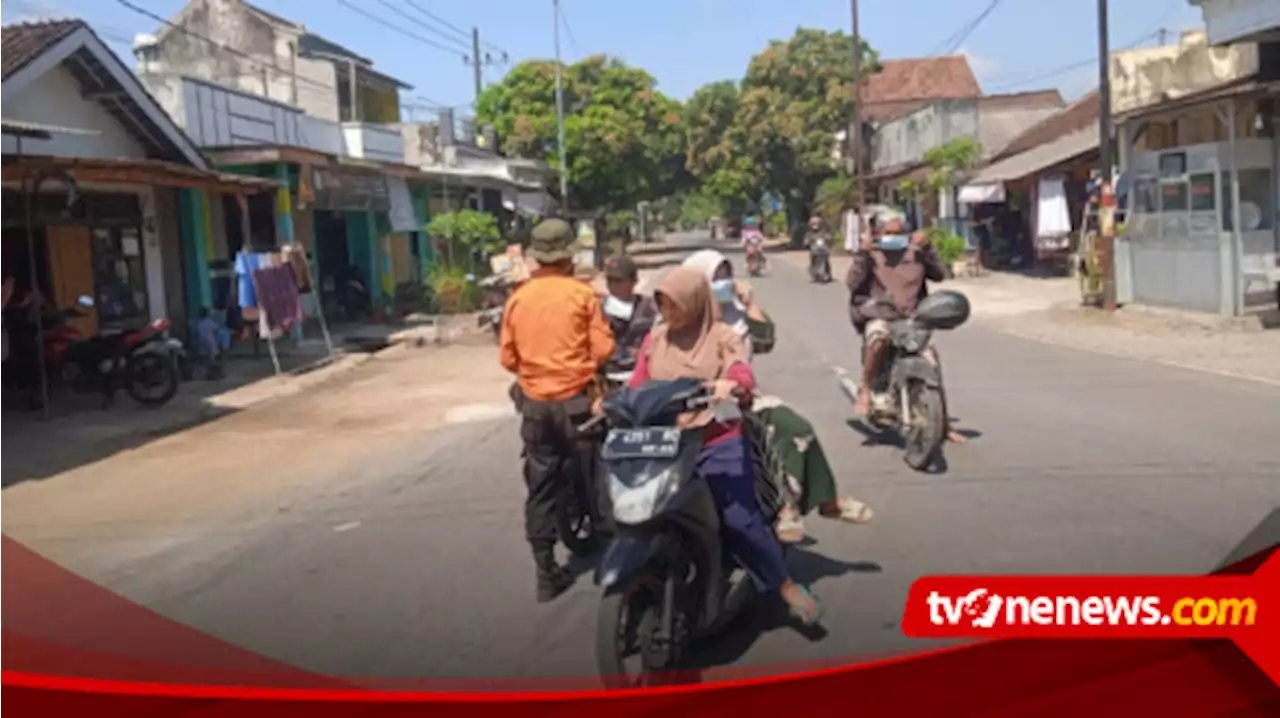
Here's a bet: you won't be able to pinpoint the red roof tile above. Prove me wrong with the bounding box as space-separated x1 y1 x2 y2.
2 19 83 81
861 56 982 122
994 90 1101 160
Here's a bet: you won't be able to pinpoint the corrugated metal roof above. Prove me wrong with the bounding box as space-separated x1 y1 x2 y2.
970 128 1099 184
1 118 101 138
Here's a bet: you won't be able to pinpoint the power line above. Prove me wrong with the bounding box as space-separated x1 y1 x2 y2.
371 0 471 53
931 0 1004 56
985 28 1164 92
557 1 580 57
336 0 470 61
402 0 507 56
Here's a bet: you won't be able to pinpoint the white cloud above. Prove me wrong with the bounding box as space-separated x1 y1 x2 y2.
959 45 1001 81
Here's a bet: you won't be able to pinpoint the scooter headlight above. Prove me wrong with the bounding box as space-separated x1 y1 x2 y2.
609 461 681 525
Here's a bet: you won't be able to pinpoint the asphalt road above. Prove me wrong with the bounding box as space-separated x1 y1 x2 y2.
15 232 1280 687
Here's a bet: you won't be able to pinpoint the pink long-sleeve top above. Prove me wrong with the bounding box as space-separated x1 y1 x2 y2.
629 334 756 446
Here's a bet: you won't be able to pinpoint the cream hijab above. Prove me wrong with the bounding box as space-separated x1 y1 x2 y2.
682 249 751 351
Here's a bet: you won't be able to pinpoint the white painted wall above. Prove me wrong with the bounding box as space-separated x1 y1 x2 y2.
0 66 147 158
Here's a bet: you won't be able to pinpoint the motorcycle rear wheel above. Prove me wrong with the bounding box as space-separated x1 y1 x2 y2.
902 383 945 471
126 354 179 406
597 570 678 689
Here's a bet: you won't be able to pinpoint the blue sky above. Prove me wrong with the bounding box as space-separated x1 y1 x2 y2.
5 0 1205 108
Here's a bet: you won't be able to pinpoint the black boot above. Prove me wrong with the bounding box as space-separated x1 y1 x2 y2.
534 545 571 603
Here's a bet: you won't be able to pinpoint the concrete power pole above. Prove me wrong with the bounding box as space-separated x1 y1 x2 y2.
1097 0 1117 312
552 0 569 211
472 28 483 103
850 0 864 206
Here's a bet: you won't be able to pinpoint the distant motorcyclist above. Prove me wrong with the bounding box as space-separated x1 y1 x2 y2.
804 215 832 247
846 215 965 443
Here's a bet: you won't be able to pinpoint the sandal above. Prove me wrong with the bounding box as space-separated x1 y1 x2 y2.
783 584 824 627
819 497 875 524
775 507 805 544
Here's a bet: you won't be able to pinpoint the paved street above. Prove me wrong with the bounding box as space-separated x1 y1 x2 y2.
5 231 1280 686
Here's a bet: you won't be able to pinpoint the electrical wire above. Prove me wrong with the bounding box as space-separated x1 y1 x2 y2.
336 0 469 61
557 1 580 58
372 0 471 53
932 0 1004 56
402 0 508 57
985 28 1164 92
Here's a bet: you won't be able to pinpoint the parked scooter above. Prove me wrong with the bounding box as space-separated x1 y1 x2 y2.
39 296 183 409
585 378 784 687
808 236 832 283
838 291 970 471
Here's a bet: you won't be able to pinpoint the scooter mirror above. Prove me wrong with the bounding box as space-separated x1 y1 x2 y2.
77 295 95 307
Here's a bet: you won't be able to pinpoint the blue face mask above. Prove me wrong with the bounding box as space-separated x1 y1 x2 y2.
711 279 736 304
877 234 910 251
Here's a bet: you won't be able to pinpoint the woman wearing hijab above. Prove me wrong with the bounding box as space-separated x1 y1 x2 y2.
629 267 823 626
682 250 874 545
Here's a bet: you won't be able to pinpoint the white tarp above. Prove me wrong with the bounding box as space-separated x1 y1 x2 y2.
1036 174 1072 237
958 182 1006 204
385 176 419 233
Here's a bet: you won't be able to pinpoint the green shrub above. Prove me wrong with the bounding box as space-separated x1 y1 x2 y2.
427 265 479 314
926 229 967 265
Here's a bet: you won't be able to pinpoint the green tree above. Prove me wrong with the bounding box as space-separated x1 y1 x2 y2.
924 137 983 193
476 55 686 212
735 28 879 244
814 174 855 230
683 80 758 218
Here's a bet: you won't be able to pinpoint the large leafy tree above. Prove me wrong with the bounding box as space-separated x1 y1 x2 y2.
737 28 878 241
476 55 686 213
684 29 878 239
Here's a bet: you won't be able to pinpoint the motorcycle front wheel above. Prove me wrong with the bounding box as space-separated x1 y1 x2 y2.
126 353 179 406
556 475 600 558
902 382 945 471
597 570 680 689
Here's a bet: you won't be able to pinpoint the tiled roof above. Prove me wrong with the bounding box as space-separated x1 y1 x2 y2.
978 89 1065 110
2 19 83 80
994 89 1102 160
861 56 982 122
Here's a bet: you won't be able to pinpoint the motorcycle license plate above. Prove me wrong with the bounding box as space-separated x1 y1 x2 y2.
603 427 681 460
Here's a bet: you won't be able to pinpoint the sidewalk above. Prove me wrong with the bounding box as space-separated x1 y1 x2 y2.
1 315 487 488
780 251 1280 386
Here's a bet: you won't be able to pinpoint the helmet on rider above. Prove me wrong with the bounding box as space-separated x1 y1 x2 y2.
808 216 823 230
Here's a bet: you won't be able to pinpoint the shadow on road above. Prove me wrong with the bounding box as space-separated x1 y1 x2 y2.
681 546 878 677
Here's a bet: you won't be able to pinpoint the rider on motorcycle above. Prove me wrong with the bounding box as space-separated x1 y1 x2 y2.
599 255 657 378
846 215 965 443
741 217 765 265
804 215 831 247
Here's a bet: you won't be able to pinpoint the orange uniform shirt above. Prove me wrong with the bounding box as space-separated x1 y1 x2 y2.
499 268 616 402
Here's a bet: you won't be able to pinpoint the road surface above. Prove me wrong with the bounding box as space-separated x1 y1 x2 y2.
5 231 1279 686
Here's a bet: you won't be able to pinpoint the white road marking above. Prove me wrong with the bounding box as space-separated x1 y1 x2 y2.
333 521 361 533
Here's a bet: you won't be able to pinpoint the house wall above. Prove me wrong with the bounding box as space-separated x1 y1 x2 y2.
1194 0 1280 46
0 66 148 158
1111 30 1259 116
871 99 980 172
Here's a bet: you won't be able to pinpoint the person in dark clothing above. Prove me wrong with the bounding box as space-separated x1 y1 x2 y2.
599 255 657 376
846 216 965 443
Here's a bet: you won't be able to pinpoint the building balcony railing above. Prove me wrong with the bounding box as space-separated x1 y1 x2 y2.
149 74 406 164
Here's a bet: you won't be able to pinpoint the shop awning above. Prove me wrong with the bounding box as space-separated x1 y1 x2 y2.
957 182 1006 204
969 127 1099 184
1 155 278 194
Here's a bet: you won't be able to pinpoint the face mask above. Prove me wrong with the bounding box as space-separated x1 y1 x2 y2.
603 295 635 320
877 234 910 251
711 279 736 304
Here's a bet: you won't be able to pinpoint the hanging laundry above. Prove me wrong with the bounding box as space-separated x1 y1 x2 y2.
282 244 313 293
1036 175 1072 238
252 263 302 333
234 250 263 309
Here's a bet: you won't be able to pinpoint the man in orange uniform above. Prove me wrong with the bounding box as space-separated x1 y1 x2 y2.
500 218 616 601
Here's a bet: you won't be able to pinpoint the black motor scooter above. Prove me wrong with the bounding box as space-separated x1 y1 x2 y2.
584 378 784 688
808 236 832 283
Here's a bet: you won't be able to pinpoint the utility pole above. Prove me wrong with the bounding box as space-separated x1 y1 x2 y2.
850 0 863 206
472 27 483 103
552 0 569 211
1097 0 1117 312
